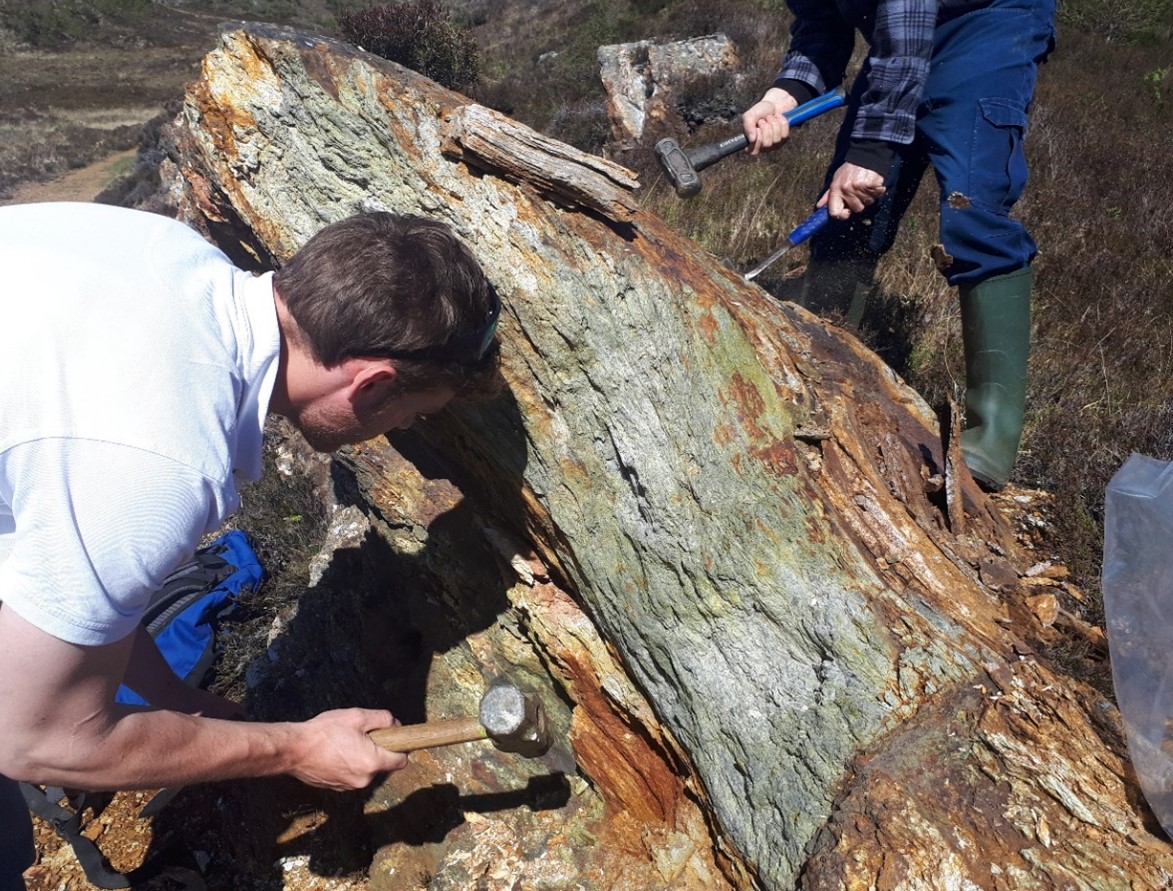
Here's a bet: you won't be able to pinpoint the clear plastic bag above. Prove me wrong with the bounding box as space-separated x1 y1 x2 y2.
1104 453 1173 838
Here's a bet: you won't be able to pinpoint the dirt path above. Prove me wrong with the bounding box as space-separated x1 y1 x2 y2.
0 148 138 206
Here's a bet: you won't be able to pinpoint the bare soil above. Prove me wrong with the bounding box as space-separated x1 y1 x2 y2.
0 148 137 206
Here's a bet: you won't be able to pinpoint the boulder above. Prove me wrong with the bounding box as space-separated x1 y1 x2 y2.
161 22 1173 890
597 33 739 143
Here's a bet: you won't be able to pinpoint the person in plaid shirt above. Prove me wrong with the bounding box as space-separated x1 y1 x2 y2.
742 0 1056 491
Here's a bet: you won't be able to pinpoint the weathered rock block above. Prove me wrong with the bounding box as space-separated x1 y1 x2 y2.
597 33 739 142
163 22 1173 890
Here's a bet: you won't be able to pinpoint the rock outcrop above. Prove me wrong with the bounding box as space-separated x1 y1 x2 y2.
161 22 1173 890
597 33 739 143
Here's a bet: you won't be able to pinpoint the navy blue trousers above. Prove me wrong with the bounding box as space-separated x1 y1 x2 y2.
1 776 33 891
811 0 1058 286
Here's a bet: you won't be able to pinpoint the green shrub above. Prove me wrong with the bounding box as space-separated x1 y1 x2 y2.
337 0 480 92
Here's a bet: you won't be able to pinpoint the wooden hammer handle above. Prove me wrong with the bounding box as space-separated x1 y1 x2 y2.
368 716 486 753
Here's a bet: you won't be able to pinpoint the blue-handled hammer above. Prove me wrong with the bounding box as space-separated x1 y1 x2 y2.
654 87 845 198
743 205 831 281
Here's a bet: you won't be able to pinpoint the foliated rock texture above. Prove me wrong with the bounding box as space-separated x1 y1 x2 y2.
165 23 1173 890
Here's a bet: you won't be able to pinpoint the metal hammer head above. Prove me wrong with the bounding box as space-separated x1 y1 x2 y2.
654 137 702 198
478 682 551 758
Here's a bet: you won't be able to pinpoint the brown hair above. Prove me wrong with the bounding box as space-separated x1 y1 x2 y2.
274 212 501 396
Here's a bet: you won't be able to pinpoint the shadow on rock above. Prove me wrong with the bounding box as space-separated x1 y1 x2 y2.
366 773 572 849
170 383 574 886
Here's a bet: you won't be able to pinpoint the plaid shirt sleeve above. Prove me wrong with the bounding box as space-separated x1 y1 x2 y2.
775 0 857 99
855 1 936 146
777 0 937 169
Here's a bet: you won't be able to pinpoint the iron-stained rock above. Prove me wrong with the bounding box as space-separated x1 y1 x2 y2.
160 22 1173 890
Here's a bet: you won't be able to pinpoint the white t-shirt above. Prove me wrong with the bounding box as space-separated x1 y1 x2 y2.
0 202 281 646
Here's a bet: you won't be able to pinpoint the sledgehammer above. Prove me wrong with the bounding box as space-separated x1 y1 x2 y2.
655 87 846 198
368 682 551 758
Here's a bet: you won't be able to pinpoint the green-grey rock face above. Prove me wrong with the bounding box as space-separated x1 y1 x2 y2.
163 23 1173 890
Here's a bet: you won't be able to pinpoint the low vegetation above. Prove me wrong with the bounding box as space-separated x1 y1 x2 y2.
0 0 156 47
338 0 480 90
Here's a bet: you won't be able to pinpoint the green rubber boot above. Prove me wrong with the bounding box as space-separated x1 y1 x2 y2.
959 267 1033 491
798 259 875 331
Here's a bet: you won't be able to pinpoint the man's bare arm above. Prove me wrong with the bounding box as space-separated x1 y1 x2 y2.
122 623 245 720
0 605 407 791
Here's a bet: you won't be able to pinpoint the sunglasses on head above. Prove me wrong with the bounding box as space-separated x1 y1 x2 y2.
376 285 501 365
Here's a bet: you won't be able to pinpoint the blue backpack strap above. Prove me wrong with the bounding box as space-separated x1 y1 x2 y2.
117 530 264 705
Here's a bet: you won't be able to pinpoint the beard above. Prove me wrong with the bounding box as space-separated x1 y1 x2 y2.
291 402 357 453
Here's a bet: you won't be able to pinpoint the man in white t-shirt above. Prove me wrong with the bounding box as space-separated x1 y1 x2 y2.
0 203 503 888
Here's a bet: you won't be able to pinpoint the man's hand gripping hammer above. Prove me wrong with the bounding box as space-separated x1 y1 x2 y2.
655 87 845 198
369 681 551 758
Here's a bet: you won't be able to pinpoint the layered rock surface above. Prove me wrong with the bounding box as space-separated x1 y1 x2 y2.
597 33 739 142
161 22 1173 890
